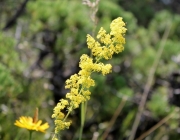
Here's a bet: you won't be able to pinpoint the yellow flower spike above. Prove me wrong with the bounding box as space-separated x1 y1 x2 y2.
52 17 127 138
14 108 49 133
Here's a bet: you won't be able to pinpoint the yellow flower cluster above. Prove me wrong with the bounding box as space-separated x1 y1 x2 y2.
52 17 126 137
87 17 126 60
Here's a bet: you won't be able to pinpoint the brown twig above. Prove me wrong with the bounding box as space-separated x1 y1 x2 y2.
102 98 127 139
136 113 173 140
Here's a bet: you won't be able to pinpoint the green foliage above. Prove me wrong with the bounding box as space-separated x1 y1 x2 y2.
118 87 133 98
1 0 180 139
0 33 23 97
0 33 24 139
147 87 172 118
0 33 23 71
0 63 22 97
121 109 136 137
27 1 92 31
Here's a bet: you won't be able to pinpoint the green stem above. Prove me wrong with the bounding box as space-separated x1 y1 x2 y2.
64 89 83 122
63 107 72 121
29 131 32 140
84 101 87 118
79 102 86 140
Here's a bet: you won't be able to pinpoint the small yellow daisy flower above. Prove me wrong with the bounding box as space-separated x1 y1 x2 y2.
14 108 49 133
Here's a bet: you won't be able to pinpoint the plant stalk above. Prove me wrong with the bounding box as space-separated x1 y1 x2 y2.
102 98 127 139
136 112 173 140
128 21 172 140
29 131 32 140
79 102 86 140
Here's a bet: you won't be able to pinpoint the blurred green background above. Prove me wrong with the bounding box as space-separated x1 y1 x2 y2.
0 0 180 139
